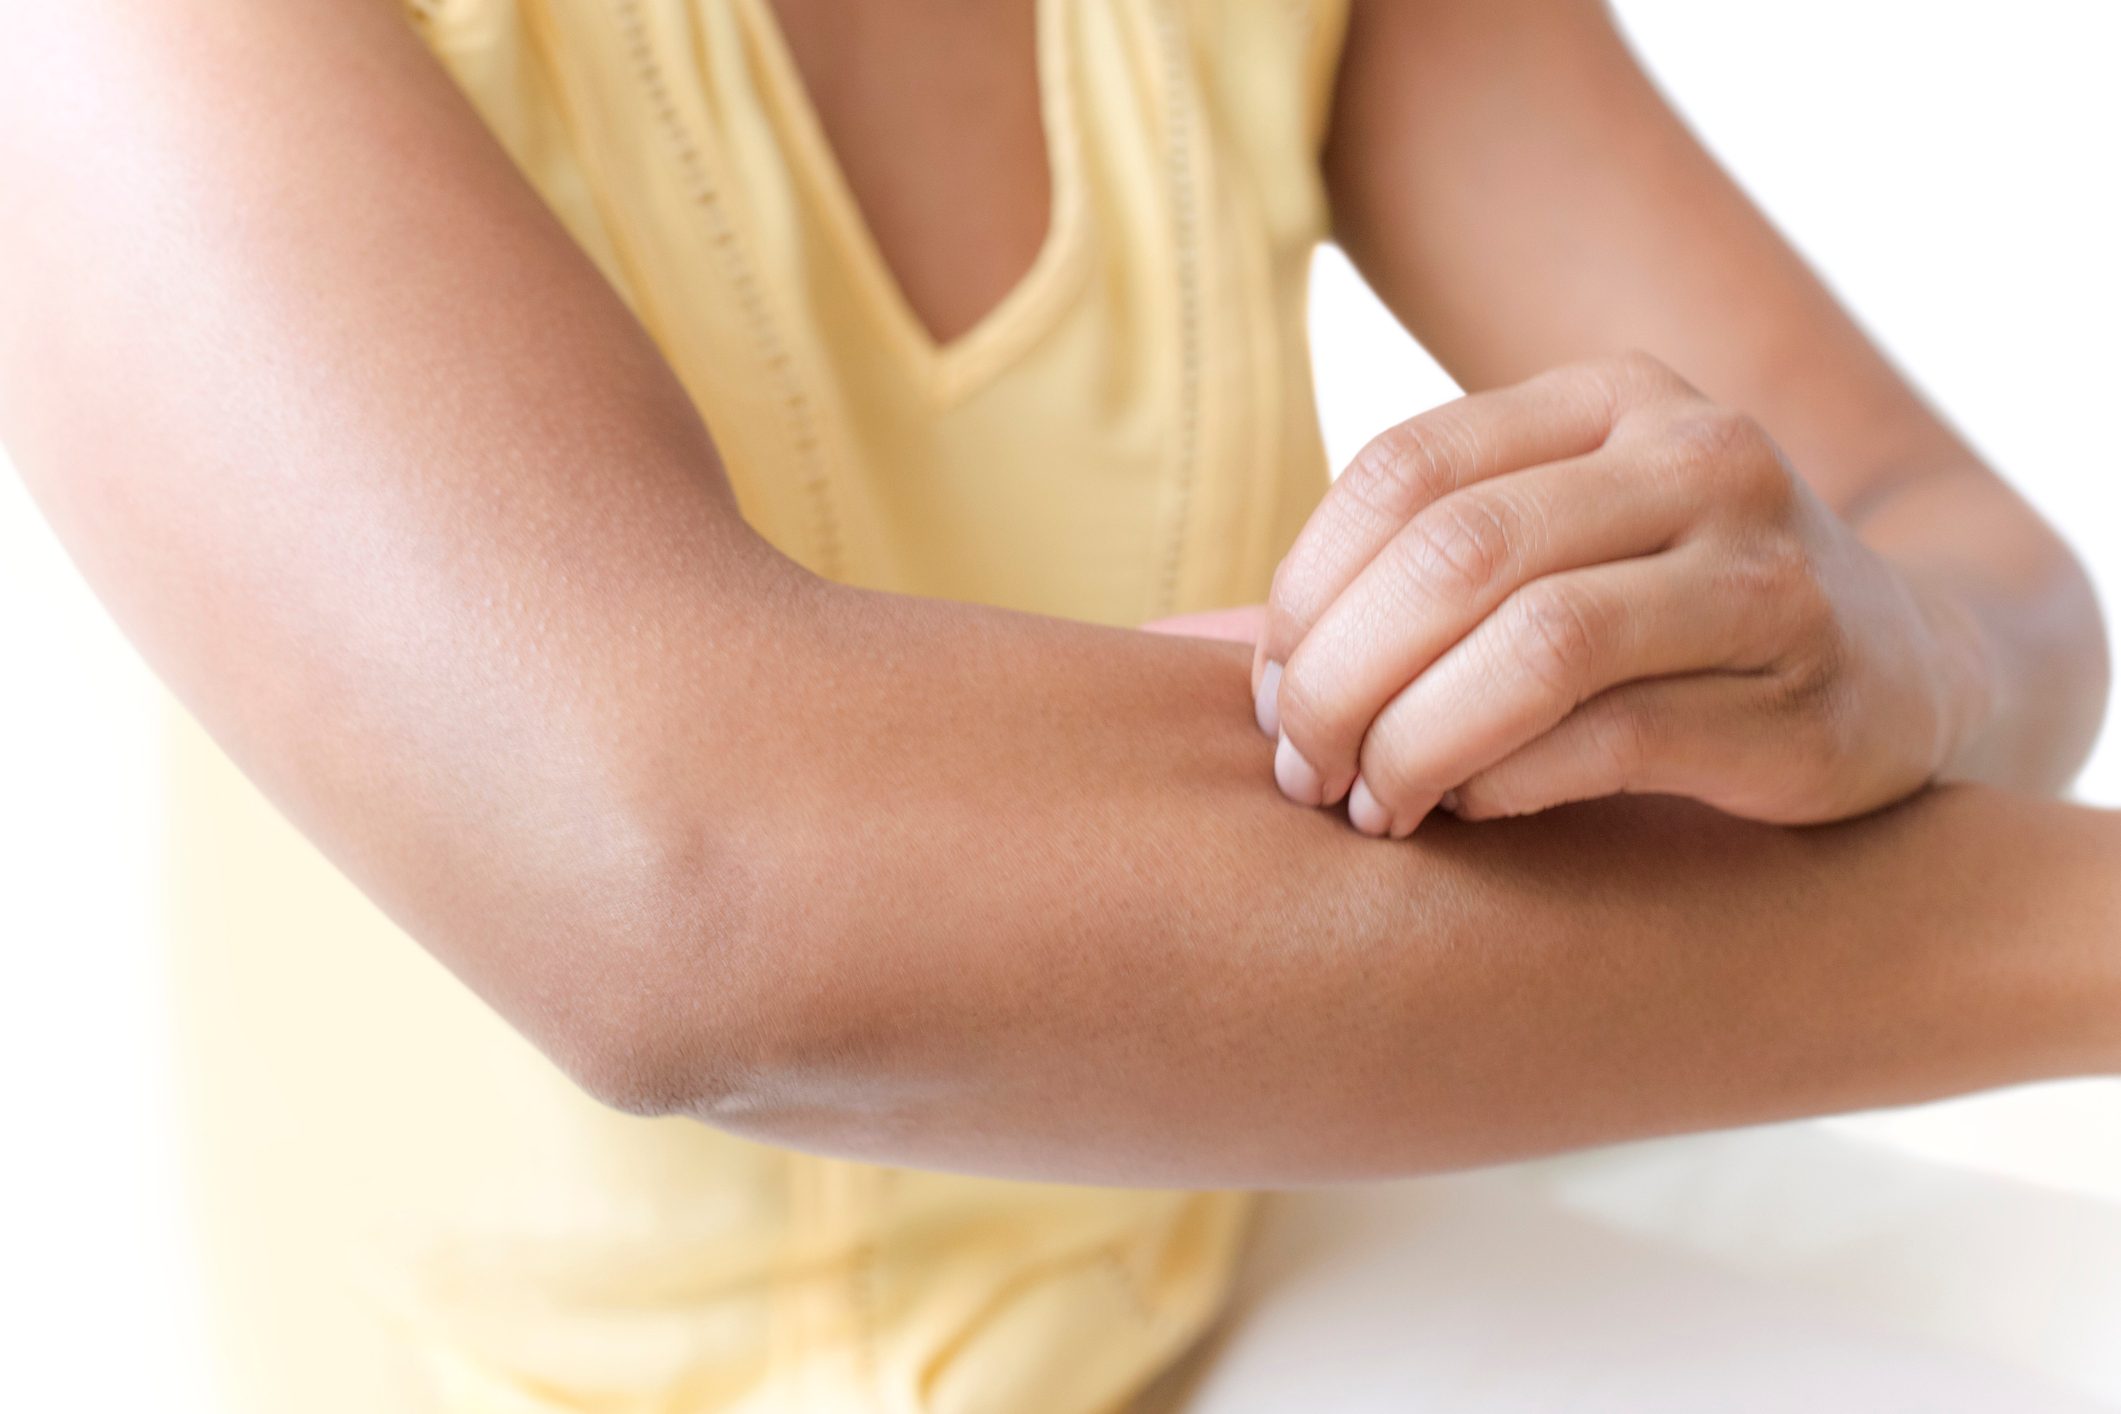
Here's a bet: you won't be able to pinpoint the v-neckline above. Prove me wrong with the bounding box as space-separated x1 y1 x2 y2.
735 0 1087 404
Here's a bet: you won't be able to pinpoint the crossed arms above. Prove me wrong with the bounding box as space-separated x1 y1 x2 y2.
1 0 2114 1186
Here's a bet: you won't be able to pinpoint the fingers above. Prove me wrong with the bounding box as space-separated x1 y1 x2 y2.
1450 674 1815 822
1348 544 1766 835
1270 439 1702 805
1446 676 1750 822
1254 365 1627 704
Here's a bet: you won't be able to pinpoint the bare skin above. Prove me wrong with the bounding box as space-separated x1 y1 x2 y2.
768 0 1049 346
1258 0 2105 832
0 0 2114 1186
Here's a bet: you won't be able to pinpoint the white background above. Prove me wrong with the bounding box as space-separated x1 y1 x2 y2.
2 4 2115 1407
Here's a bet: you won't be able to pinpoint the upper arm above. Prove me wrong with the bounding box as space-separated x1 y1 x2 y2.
0 0 776 1101
1321 0 1962 512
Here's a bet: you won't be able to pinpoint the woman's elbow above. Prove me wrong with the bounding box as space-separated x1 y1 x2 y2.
534 822 803 1123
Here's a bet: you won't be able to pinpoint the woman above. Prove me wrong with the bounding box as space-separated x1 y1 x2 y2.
0 0 2112 1410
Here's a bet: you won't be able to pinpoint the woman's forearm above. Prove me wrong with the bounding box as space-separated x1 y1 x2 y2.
5 1 2114 1192
687 586 2121 1185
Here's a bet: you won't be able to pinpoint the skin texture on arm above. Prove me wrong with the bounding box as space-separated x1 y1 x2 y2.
1 0 2115 1187
0 0 786 1091
1315 0 2106 802
742 660 2121 1184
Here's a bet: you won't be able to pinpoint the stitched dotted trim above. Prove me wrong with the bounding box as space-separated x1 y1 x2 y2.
613 0 845 579
1150 0 1205 619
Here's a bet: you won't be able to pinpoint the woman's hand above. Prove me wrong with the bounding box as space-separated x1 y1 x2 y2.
1251 352 1987 837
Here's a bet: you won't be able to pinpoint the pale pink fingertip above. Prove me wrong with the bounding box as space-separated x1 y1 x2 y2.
1347 776 1392 836
1253 660 1282 738
1273 732 1325 806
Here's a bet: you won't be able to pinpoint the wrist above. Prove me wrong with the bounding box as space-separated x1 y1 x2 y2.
2056 806 2121 1077
1902 568 2001 785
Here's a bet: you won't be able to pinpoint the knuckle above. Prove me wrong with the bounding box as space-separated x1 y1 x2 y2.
1356 727 1439 813
1591 348 1687 402
1663 405 1762 474
1610 348 1671 384
1728 533 1813 609
1507 582 1607 698
1736 450 1799 519
1397 493 1515 605
1731 537 1834 663
1343 415 1472 517
1671 408 1795 516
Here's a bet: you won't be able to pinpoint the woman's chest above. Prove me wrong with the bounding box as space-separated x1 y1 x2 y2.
763 0 1052 348
406 0 1343 612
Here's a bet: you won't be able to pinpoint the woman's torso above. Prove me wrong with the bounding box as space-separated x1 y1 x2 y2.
166 1 1348 1407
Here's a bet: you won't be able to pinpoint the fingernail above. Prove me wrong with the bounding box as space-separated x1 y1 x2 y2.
1254 660 1282 738
1347 775 1391 837
1439 789 1462 815
1274 732 1325 806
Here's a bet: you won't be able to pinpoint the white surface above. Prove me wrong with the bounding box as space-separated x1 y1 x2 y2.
1158 1127 2121 1411
2 3 2117 1409
0 471 209 1404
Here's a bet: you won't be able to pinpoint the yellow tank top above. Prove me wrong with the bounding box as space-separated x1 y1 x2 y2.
165 2 1348 1409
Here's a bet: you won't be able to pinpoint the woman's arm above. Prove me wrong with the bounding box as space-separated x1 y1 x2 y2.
2 0 2114 1186
0 0 785 1094
1279 0 2105 821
